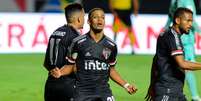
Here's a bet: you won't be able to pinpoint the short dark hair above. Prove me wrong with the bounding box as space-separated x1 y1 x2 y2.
88 8 104 19
64 3 83 22
173 7 193 24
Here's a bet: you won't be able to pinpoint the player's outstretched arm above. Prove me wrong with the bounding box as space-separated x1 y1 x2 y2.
175 55 201 70
60 65 74 76
109 67 137 94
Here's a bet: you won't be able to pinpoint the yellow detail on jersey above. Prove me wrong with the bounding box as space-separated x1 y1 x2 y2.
111 0 132 10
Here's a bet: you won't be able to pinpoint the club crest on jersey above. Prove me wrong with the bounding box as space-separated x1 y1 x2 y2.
102 48 111 59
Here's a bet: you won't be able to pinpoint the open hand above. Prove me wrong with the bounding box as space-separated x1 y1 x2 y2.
124 83 138 94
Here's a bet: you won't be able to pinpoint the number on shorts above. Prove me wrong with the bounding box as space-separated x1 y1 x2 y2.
107 96 115 101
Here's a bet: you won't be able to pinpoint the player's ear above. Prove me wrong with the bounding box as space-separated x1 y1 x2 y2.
175 17 181 24
78 17 81 23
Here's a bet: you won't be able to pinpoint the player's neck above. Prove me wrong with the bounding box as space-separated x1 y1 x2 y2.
172 25 182 34
89 31 104 43
68 23 79 31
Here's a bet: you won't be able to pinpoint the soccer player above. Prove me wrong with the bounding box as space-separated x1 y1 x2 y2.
108 0 139 54
164 0 201 100
145 7 201 101
43 3 85 101
51 8 137 101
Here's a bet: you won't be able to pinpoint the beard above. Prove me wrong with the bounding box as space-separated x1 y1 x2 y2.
179 27 190 34
91 25 103 33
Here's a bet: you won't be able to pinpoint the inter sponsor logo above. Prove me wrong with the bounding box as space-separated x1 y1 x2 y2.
84 60 109 70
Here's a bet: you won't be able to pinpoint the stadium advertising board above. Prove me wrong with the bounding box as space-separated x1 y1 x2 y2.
0 13 201 54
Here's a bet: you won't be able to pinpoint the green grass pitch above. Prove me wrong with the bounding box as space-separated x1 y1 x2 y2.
0 54 201 101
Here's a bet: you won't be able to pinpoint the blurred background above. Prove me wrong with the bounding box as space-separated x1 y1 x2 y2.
1 0 201 13
1 0 201 54
0 0 201 101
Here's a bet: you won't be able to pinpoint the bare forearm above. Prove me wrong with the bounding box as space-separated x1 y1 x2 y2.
60 65 74 76
175 55 201 70
110 67 127 87
182 61 201 70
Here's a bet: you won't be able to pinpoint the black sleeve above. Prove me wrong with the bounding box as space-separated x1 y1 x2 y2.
166 34 183 56
108 45 117 67
43 38 52 71
60 28 79 47
43 36 61 70
65 39 78 65
56 29 79 67
55 33 70 67
56 42 67 68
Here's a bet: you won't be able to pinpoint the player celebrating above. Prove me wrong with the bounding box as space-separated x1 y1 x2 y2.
51 8 137 101
43 3 85 101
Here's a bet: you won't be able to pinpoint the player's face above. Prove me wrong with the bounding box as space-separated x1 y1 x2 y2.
179 12 193 34
88 10 105 33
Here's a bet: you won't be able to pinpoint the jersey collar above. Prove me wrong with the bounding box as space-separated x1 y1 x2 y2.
86 32 106 43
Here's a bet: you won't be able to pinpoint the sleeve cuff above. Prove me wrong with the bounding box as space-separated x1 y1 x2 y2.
109 60 117 66
171 50 183 56
65 56 75 64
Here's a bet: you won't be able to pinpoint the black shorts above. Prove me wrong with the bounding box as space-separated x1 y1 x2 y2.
155 94 187 101
44 77 75 101
114 9 132 27
154 87 187 101
74 89 115 101
74 95 115 101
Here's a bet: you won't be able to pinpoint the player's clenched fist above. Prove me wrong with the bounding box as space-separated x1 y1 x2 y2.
50 67 61 78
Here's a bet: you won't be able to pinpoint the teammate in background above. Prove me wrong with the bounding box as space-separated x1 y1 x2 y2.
108 0 139 54
51 8 138 101
43 3 85 101
164 0 201 101
145 7 201 101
